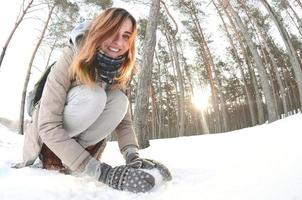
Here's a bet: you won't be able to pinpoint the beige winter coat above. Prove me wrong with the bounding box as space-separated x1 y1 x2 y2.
16 46 138 171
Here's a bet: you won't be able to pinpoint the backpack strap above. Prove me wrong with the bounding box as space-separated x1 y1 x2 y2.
26 61 56 117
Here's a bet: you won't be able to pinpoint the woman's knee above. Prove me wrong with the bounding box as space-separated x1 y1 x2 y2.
107 90 129 113
66 85 107 115
63 85 107 134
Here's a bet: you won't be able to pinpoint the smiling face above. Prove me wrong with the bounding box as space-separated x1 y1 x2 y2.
100 18 133 58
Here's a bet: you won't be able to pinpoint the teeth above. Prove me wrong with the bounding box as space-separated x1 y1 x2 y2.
109 47 119 52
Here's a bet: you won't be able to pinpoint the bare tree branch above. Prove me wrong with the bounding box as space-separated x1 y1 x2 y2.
160 0 178 35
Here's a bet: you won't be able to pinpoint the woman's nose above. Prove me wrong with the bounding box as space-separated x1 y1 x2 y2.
112 34 123 45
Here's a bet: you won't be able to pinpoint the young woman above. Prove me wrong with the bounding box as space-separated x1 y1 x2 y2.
15 8 171 193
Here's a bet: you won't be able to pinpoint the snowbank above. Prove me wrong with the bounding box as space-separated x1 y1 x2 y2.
1 114 302 200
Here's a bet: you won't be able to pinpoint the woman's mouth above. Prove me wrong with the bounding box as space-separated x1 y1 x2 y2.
108 47 120 52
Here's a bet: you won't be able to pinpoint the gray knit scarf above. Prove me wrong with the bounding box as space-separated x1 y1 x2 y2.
95 50 126 84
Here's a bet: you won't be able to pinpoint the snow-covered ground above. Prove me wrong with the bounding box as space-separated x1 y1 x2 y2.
1 114 302 200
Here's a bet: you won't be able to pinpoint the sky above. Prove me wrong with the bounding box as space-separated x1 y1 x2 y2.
0 0 35 120
1 112 302 199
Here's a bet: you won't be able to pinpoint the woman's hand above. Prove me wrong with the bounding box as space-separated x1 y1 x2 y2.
126 153 172 181
99 163 155 193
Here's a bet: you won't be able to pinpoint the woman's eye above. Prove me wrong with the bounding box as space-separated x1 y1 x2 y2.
123 35 130 40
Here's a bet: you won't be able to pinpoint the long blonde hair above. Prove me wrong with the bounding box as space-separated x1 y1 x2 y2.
70 8 137 89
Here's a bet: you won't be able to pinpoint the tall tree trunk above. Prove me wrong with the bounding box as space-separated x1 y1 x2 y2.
287 1 302 30
0 0 34 68
168 49 180 131
134 0 160 148
154 51 163 138
261 0 302 110
246 50 265 124
285 4 302 36
214 0 247 129
203 31 228 131
219 1 265 124
261 49 280 115
160 1 186 136
237 1 284 117
165 85 171 138
249 12 289 116
171 40 185 136
214 0 257 126
150 84 158 139
161 23 186 137
279 61 295 114
225 1 278 122
215 73 229 131
18 5 55 135
295 0 302 9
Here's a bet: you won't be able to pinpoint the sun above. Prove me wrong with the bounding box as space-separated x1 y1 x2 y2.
191 86 211 112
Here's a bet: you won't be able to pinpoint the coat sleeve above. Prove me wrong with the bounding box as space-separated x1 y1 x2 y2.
115 103 139 152
38 47 91 171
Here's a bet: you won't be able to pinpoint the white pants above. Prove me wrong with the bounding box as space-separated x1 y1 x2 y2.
62 85 129 148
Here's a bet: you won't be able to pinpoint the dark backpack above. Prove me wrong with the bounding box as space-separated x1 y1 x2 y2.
26 61 56 117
